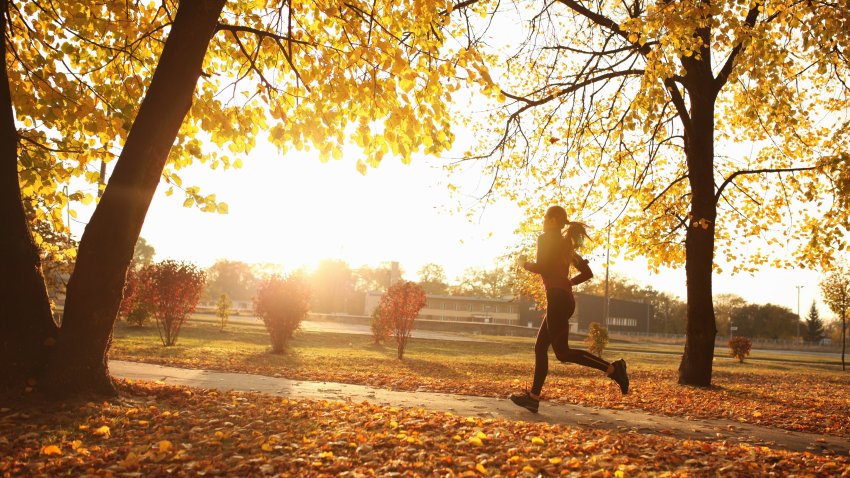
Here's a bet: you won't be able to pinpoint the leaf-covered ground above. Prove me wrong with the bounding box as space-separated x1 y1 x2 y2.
2 380 848 477
109 321 850 441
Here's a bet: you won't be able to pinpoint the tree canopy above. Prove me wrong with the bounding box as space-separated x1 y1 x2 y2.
417 263 449 295
458 0 849 270
12 0 492 252
453 0 850 386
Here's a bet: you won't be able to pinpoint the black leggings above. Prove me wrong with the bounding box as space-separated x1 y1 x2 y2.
531 288 610 396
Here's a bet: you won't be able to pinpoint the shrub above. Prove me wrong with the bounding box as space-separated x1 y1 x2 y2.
585 322 609 356
254 275 311 353
378 281 426 359
126 304 153 328
728 336 752 363
216 293 232 331
145 260 206 346
119 268 152 327
370 307 391 344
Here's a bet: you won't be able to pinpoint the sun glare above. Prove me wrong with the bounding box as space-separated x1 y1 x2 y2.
136 141 524 281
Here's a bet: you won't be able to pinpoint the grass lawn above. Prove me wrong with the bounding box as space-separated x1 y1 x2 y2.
109 319 850 439
5 380 848 477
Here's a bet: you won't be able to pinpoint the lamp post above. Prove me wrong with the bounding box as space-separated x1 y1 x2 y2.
604 223 611 328
796 285 804 341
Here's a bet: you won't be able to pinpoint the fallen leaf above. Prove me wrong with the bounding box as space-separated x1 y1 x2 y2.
41 445 61 456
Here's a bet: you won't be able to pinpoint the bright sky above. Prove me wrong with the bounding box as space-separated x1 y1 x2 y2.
135 142 525 280
76 135 824 320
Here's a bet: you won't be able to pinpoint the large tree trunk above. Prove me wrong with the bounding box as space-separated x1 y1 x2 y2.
40 0 226 397
0 0 58 390
678 78 718 386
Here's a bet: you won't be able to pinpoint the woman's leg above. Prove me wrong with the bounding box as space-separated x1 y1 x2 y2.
530 318 551 396
546 289 610 373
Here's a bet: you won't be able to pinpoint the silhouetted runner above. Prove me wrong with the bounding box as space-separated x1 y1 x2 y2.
510 206 629 413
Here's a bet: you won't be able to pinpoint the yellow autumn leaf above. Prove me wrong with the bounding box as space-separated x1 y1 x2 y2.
549 457 562 464
468 436 484 446
476 462 487 474
158 440 172 452
92 425 110 437
41 444 62 456
531 436 545 445
261 442 273 452
355 159 367 175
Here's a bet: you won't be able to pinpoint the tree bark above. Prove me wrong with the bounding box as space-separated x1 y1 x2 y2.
678 73 718 386
40 0 226 397
0 0 58 390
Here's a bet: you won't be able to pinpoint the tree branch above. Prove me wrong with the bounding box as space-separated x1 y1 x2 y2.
644 174 689 211
502 69 644 107
554 0 628 41
214 23 311 47
713 4 759 92
440 0 481 15
663 78 692 138
714 166 817 203
543 42 656 56
215 22 312 92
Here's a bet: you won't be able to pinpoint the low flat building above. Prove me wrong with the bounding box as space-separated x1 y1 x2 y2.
365 292 519 325
365 290 650 332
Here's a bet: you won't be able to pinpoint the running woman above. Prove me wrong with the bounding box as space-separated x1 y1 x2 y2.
510 206 629 413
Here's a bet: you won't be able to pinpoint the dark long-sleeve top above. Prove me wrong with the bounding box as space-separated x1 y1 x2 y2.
523 231 593 292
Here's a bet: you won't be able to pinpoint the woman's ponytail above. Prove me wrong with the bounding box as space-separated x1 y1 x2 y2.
565 221 591 249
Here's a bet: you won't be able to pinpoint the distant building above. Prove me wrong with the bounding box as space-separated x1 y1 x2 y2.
365 290 650 331
365 292 519 325
572 293 651 333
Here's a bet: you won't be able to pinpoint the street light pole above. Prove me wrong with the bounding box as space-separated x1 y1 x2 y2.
604 223 611 328
796 285 804 341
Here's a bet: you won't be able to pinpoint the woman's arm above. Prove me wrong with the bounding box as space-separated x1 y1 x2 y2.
570 254 593 285
523 236 552 275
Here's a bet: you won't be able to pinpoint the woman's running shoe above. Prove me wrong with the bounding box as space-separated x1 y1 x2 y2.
610 359 630 395
509 390 540 413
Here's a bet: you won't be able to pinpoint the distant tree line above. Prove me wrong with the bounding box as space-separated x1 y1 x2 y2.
132 241 842 345
199 258 516 315
576 274 834 342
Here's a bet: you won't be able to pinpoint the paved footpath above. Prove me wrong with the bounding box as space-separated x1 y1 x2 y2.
110 360 847 455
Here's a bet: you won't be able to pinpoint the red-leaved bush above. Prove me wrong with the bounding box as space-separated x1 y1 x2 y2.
254 275 311 353
378 281 426 359
143 260 206 346
728 336 753 363
370 306 391 345
119 268 153 327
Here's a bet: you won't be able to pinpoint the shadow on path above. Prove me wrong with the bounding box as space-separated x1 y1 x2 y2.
110 360 846 455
